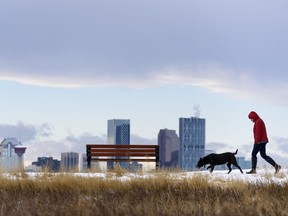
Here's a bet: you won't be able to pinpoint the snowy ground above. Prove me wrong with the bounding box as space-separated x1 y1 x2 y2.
80 168 288 185
189 168 288 185
5 168 288 185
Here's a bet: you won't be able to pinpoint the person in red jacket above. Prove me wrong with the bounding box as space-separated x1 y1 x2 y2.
246 111 281 174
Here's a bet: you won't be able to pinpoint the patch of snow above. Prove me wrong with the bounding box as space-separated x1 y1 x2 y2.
2 168 287 185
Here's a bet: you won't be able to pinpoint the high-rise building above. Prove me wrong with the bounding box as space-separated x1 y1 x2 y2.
61 152 79 172
0 138 27 172
107 119 130 144
179 117 205 171
107 119 130 169
158 129 180 168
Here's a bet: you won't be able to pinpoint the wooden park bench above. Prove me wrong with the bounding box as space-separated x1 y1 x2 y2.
86 144 159 169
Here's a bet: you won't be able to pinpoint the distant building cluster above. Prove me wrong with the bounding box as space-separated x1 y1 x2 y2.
0 115 251 172
0 138 26 172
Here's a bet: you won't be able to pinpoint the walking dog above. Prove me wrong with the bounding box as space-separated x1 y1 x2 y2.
195 149 243 174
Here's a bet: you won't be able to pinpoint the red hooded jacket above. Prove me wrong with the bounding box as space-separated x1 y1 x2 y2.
248 111 269 144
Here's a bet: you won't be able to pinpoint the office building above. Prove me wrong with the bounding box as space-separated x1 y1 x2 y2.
107 119 130 170
158 129 180 168
0 138 26 172
61 152 79 172
107 119 130 144
179 117 205 171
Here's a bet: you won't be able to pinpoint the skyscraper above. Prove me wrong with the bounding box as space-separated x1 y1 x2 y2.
107 119 130 144
107 119 130 169
179 117 205 171
158 129 180 169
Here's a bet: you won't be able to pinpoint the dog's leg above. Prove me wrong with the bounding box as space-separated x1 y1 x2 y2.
232 163 243 174
226 162 232 174
231 157 244 174
210 166 214 173
207 165 211 170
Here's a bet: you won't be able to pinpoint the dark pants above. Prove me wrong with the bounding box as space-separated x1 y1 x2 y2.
251 143 276 169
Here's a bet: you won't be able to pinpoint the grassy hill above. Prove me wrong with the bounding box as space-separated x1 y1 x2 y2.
0 169 287 215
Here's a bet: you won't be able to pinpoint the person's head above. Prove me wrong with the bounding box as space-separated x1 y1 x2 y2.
248 111 259 122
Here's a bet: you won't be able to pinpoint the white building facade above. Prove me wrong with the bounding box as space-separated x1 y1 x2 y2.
61 152 79 172
0 138 26 172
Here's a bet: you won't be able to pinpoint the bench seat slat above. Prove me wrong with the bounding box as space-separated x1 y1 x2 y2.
90 158 157 162
90 153 157 157
88 144 158 149
90 149 156 153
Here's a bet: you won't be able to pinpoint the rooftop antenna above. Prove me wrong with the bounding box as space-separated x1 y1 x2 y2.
193 104 201 118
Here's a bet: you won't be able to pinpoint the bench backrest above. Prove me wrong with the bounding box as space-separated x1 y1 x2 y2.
86 144 159 169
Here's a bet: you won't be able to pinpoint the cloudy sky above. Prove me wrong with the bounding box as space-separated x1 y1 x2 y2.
1 0 288 167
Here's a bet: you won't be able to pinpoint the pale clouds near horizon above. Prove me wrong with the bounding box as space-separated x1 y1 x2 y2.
1 0 288 106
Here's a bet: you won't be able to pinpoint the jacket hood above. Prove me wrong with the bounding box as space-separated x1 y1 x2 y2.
248 111 259 121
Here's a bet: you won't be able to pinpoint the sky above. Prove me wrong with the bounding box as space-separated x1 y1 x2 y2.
1 0 288 167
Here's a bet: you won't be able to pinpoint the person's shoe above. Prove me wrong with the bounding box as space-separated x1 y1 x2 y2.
246 169 256 174
275 164 281 174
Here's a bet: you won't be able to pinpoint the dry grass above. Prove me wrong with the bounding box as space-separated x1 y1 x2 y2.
0 170 287 216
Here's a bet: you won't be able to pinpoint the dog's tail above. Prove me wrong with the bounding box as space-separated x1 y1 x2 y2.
234 149 238 155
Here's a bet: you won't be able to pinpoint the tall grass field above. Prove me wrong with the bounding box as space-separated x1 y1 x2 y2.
0 169 287 216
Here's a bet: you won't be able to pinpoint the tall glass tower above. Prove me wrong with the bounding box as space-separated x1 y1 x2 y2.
107 119 130 144
107 119 130 169
179 117 205 171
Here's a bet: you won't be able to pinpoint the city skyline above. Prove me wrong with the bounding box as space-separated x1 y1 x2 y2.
0 111 287 168
1 1 288 167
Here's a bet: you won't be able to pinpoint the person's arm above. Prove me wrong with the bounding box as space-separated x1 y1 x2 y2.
254 121 262 144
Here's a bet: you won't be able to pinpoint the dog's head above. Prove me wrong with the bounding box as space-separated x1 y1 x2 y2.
195 157 206 169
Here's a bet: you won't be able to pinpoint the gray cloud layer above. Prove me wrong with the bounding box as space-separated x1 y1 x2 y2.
0 121 52 142
1 0 288 106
